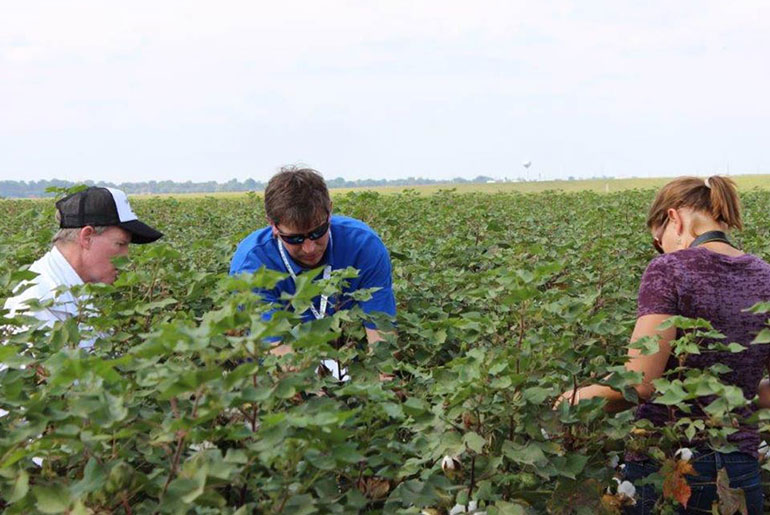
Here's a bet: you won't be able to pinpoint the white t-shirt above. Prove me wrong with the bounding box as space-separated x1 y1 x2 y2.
2 246 95 456
3 246 96 349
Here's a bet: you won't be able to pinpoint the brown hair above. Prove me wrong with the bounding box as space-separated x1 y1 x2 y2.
264 166 331 228
646 176 743 231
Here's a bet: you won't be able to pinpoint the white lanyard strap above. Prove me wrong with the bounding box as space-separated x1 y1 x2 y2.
277 235 331 320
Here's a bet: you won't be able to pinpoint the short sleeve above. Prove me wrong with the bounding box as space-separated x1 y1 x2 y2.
637 256 679 317
356 238 396 322
229 240 286 324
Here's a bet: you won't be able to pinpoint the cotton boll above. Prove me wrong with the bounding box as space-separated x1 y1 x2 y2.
190 440 216 452
442 455 456 471
606 477 620 495
759 442 770 461
617 480 636 499
675 447 693 461
608 454 620 468
448 504 467 515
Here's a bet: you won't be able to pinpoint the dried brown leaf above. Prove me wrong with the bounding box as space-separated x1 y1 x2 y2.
662 458 696 508
715 467 748 515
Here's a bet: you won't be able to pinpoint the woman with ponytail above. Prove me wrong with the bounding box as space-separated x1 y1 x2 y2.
558 176 770 513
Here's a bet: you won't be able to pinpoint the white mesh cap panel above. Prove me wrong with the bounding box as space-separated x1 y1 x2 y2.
106 187 138 223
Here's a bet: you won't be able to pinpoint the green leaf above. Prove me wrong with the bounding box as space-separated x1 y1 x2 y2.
70 458 106 498
403 397 429 416
551 453 589 479
224 449 248 464
332 443 366 464
165 467 207 505
8 470 29 503
744 301 770 314
381 402 404 419
653 380 689 405
629 335 659 355
502 441 547 466
0 344 21 362
522 386 550 405
33 485 72 514
463 432 486 453
491 501 529 514
283 493 318 515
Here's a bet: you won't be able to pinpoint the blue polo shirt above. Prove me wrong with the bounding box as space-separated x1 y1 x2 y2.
229 215 396 326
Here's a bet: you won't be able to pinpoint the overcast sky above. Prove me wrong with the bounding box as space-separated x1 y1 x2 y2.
1 1 768 183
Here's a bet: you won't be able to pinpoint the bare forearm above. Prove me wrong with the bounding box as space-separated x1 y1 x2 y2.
759 379 770 409
366 327 384 346
270 343 293 357
565 384 639 413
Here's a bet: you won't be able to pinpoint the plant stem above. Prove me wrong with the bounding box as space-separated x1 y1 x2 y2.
468 455 477 499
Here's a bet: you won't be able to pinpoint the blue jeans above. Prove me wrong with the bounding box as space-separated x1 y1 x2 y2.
622 451 763 514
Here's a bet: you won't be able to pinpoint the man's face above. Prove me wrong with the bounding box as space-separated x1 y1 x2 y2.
272 214 331 269
82 226 131 284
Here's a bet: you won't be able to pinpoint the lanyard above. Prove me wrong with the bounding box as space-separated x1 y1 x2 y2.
689 230 733 249
277 233 332 320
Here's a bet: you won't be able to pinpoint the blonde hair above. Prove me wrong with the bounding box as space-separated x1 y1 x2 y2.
646 176 743 232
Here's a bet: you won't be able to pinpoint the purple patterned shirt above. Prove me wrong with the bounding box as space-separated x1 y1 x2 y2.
635 247 770 457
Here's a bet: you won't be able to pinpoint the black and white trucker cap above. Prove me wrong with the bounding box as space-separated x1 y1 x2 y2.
55 187 163 244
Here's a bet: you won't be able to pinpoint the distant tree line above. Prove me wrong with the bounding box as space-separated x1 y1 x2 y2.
0 176 498 198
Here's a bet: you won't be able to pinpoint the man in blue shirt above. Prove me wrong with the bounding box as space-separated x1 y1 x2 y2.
229 167 396 368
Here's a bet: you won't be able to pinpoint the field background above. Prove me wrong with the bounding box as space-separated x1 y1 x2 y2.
1 183 770 513
128 174 770 198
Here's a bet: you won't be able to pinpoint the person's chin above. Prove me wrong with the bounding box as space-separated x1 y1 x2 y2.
299 255 323 268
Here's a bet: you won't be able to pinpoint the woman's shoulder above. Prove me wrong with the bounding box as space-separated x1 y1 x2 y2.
640 249 709 284
644 248 770 282
680 247 770 269
643 251 684 275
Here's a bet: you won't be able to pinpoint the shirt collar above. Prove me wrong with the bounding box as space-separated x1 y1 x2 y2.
49 246 85 288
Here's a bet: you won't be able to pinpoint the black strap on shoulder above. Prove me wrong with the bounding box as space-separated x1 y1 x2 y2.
689 230 733 248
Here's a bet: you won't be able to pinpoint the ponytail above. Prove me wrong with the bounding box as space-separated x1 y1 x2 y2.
646 175 743 231
705 176 743 230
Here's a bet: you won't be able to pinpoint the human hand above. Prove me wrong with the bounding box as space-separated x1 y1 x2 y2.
553 388 582 409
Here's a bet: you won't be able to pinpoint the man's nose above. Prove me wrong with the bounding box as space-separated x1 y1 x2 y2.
302 239 318 252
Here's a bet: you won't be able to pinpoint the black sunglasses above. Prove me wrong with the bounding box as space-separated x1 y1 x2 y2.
652 219 669 254
276 221 330 245
652 237 664 254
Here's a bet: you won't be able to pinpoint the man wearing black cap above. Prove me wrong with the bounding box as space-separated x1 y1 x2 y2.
3 187 163 345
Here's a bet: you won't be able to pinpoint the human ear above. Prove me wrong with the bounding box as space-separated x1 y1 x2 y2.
268 220 279 237
78 226 95 249
666 208 684 236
